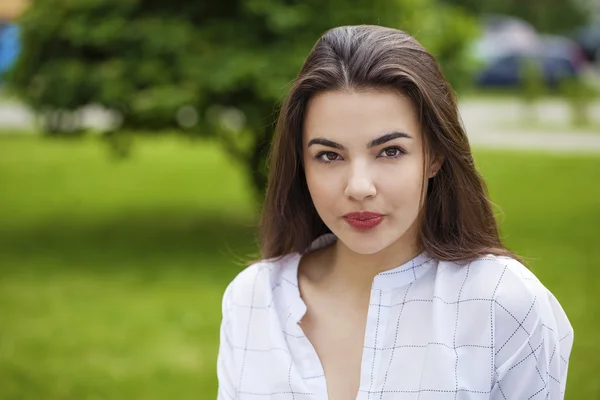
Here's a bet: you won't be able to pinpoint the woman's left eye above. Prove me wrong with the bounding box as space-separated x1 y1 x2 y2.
379 147 405 158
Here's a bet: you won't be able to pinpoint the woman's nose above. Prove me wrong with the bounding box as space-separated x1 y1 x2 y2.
344 163 376 201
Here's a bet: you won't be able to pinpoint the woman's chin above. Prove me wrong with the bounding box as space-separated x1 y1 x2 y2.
335 231 392 255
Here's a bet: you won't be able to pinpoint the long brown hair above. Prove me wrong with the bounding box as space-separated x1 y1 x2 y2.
259 25 516 262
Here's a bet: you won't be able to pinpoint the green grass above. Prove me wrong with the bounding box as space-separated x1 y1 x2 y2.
0 135 258 400
0 135 599 399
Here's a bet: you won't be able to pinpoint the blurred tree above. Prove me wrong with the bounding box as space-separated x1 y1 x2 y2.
8 0 477 196
560 75 599 127
441 0 589 33
520 58 545 124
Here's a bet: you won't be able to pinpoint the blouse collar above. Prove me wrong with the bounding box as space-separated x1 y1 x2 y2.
279 234 436 322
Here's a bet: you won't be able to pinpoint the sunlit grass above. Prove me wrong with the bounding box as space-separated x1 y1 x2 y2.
0 135 598 399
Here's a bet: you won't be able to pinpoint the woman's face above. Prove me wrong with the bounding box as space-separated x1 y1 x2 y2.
302 89 439 255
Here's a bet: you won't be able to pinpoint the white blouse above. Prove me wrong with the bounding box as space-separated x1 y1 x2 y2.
217 234 573 399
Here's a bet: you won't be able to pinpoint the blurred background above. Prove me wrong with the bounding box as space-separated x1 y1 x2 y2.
0 0 599 399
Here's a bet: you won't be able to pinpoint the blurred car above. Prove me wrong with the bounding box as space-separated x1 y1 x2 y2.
471 14 539 62
471 15 584 88
475 51 579 88
573 23 600 62
539 34 587 70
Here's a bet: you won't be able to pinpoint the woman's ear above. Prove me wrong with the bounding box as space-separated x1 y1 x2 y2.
428 154 444 178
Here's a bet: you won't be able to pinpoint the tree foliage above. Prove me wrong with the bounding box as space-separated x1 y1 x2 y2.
441 0 589 34
8 0 477 195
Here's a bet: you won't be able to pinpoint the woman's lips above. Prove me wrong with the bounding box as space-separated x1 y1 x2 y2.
343 212 384 230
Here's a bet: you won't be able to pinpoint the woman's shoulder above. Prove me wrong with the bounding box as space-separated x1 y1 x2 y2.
437 254 573 343
436 254 557 305
221 253 300 309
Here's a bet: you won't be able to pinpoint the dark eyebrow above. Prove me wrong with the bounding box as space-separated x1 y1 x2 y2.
307 131 411 150
307 138 345 150
367 131 412 148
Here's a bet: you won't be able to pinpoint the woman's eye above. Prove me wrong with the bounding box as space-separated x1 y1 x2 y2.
379 147 404 158
317 152 341 162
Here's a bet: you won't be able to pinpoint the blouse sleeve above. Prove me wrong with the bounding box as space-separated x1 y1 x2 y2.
217 284 237 400
490 275 574 399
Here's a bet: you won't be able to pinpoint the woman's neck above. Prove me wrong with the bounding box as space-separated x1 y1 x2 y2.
328 234 421 293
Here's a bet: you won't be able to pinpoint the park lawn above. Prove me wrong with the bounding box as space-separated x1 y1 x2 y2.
0 135 598 399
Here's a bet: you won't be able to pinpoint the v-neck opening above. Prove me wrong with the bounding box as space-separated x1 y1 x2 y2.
279 234 435 399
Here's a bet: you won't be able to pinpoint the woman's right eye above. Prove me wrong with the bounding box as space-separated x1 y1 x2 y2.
316 152 341 163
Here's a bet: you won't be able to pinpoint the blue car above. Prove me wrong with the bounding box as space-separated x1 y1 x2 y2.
0 22 20 80
472 15 584 89
475 52 579 88
573 23 600 62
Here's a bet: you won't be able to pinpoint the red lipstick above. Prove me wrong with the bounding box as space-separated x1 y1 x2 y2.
343 211 384 230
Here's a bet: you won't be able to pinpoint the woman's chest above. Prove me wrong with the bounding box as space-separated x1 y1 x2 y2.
233 288 496 399
300 300 368 400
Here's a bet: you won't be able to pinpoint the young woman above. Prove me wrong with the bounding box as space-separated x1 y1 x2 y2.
217 25 573 400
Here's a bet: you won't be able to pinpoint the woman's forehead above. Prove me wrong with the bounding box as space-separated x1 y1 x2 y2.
303 89 422 145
